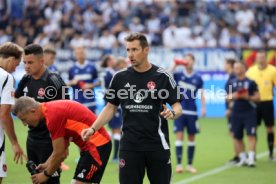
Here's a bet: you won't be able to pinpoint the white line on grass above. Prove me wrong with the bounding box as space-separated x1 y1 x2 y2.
175 151 269 184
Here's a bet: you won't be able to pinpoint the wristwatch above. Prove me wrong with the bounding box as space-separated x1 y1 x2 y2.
91 127 96 135
43 170 51 178
170 110 176 119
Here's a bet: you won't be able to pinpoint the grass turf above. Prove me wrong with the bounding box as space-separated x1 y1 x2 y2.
4 118 276 184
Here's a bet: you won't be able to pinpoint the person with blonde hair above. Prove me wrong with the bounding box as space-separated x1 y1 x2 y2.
0 42 26 183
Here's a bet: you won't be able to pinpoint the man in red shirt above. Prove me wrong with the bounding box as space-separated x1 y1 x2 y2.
12 96 111 184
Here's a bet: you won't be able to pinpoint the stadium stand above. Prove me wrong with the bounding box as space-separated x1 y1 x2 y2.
0 0 275 49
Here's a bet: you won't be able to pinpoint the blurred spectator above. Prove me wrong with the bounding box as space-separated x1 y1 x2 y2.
205 33 217 48
262 20 274 40
235 3 255 42
34 33 49 47
83 5 97 34
68 47 99 113
60 13 73 35
176 0 195 26
190 33 205 48
162 22 178 49
219 26 231 48
229 28 246 49
268 32 276 48
117 26 130 46
221 2 236 27
0 0 274 50
0 29 10 44
177 23 192 48
248 32 264 48
146 13 161 45
43 45 59 74
0 0 10 29
98 29 117 49
129 17 145 33
69 31 90 49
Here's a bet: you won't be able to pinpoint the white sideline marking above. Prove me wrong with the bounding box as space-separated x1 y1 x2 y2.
175 151 269 184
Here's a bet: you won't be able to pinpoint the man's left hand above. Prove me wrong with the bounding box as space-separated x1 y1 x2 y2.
160 104 174 120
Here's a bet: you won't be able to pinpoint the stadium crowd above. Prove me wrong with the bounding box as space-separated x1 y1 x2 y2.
0 0 275 50
1 1 276 183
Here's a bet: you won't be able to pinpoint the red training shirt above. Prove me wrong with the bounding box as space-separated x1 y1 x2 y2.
41 100 110 165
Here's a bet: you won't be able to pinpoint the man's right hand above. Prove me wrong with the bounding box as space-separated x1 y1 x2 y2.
12 143 27 164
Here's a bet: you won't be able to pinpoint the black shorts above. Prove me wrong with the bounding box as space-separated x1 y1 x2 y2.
74 141 111 183
231 112 257 140
119 150 171 184
257 101 274 127
27 140 60 184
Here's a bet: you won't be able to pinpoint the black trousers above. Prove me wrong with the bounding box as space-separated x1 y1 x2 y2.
119 150 171 184
27 139 60 184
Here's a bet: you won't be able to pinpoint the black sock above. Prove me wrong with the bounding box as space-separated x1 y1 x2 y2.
267 132 274 157
176 146 183 165
188 144 195 165
113 139 120 159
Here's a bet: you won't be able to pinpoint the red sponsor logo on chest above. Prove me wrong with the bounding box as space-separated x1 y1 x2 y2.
147 81 156 90
38 88 45 97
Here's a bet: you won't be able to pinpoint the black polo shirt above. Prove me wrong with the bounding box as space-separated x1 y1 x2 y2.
15 69 69 143
105 64 182 151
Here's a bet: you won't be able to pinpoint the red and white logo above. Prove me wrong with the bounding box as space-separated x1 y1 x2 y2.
38 88 45 97
3 164 7 172
119 159 125 168
147 81 156 90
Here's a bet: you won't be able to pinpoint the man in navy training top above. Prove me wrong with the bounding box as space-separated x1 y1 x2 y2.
68 47 100 113
227 61 259 167
224 58 245 164
170 53 206 173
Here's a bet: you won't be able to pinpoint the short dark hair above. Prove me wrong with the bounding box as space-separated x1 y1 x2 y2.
124 33 149 48
0 42 23 60
185 53 195 61
234 60 247 69
24 44 43 56
101 55 112 68
256 49 267 56
225 58 236 67
44 47 56 55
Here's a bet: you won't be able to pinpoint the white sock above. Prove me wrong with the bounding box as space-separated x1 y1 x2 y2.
113 133 121 140
239 152 247 160
248 151 255 162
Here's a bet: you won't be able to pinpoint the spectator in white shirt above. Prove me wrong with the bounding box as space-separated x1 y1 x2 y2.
235 4 254 40
129 17 145 33
98 30 117 49
162 22 178 49
248 32 264 48
267 32 276 48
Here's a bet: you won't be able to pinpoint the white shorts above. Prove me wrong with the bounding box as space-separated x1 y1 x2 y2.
0 151 7 178
0 126 6 178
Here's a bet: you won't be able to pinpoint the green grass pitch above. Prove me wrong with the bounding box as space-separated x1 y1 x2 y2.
4 118 276 184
